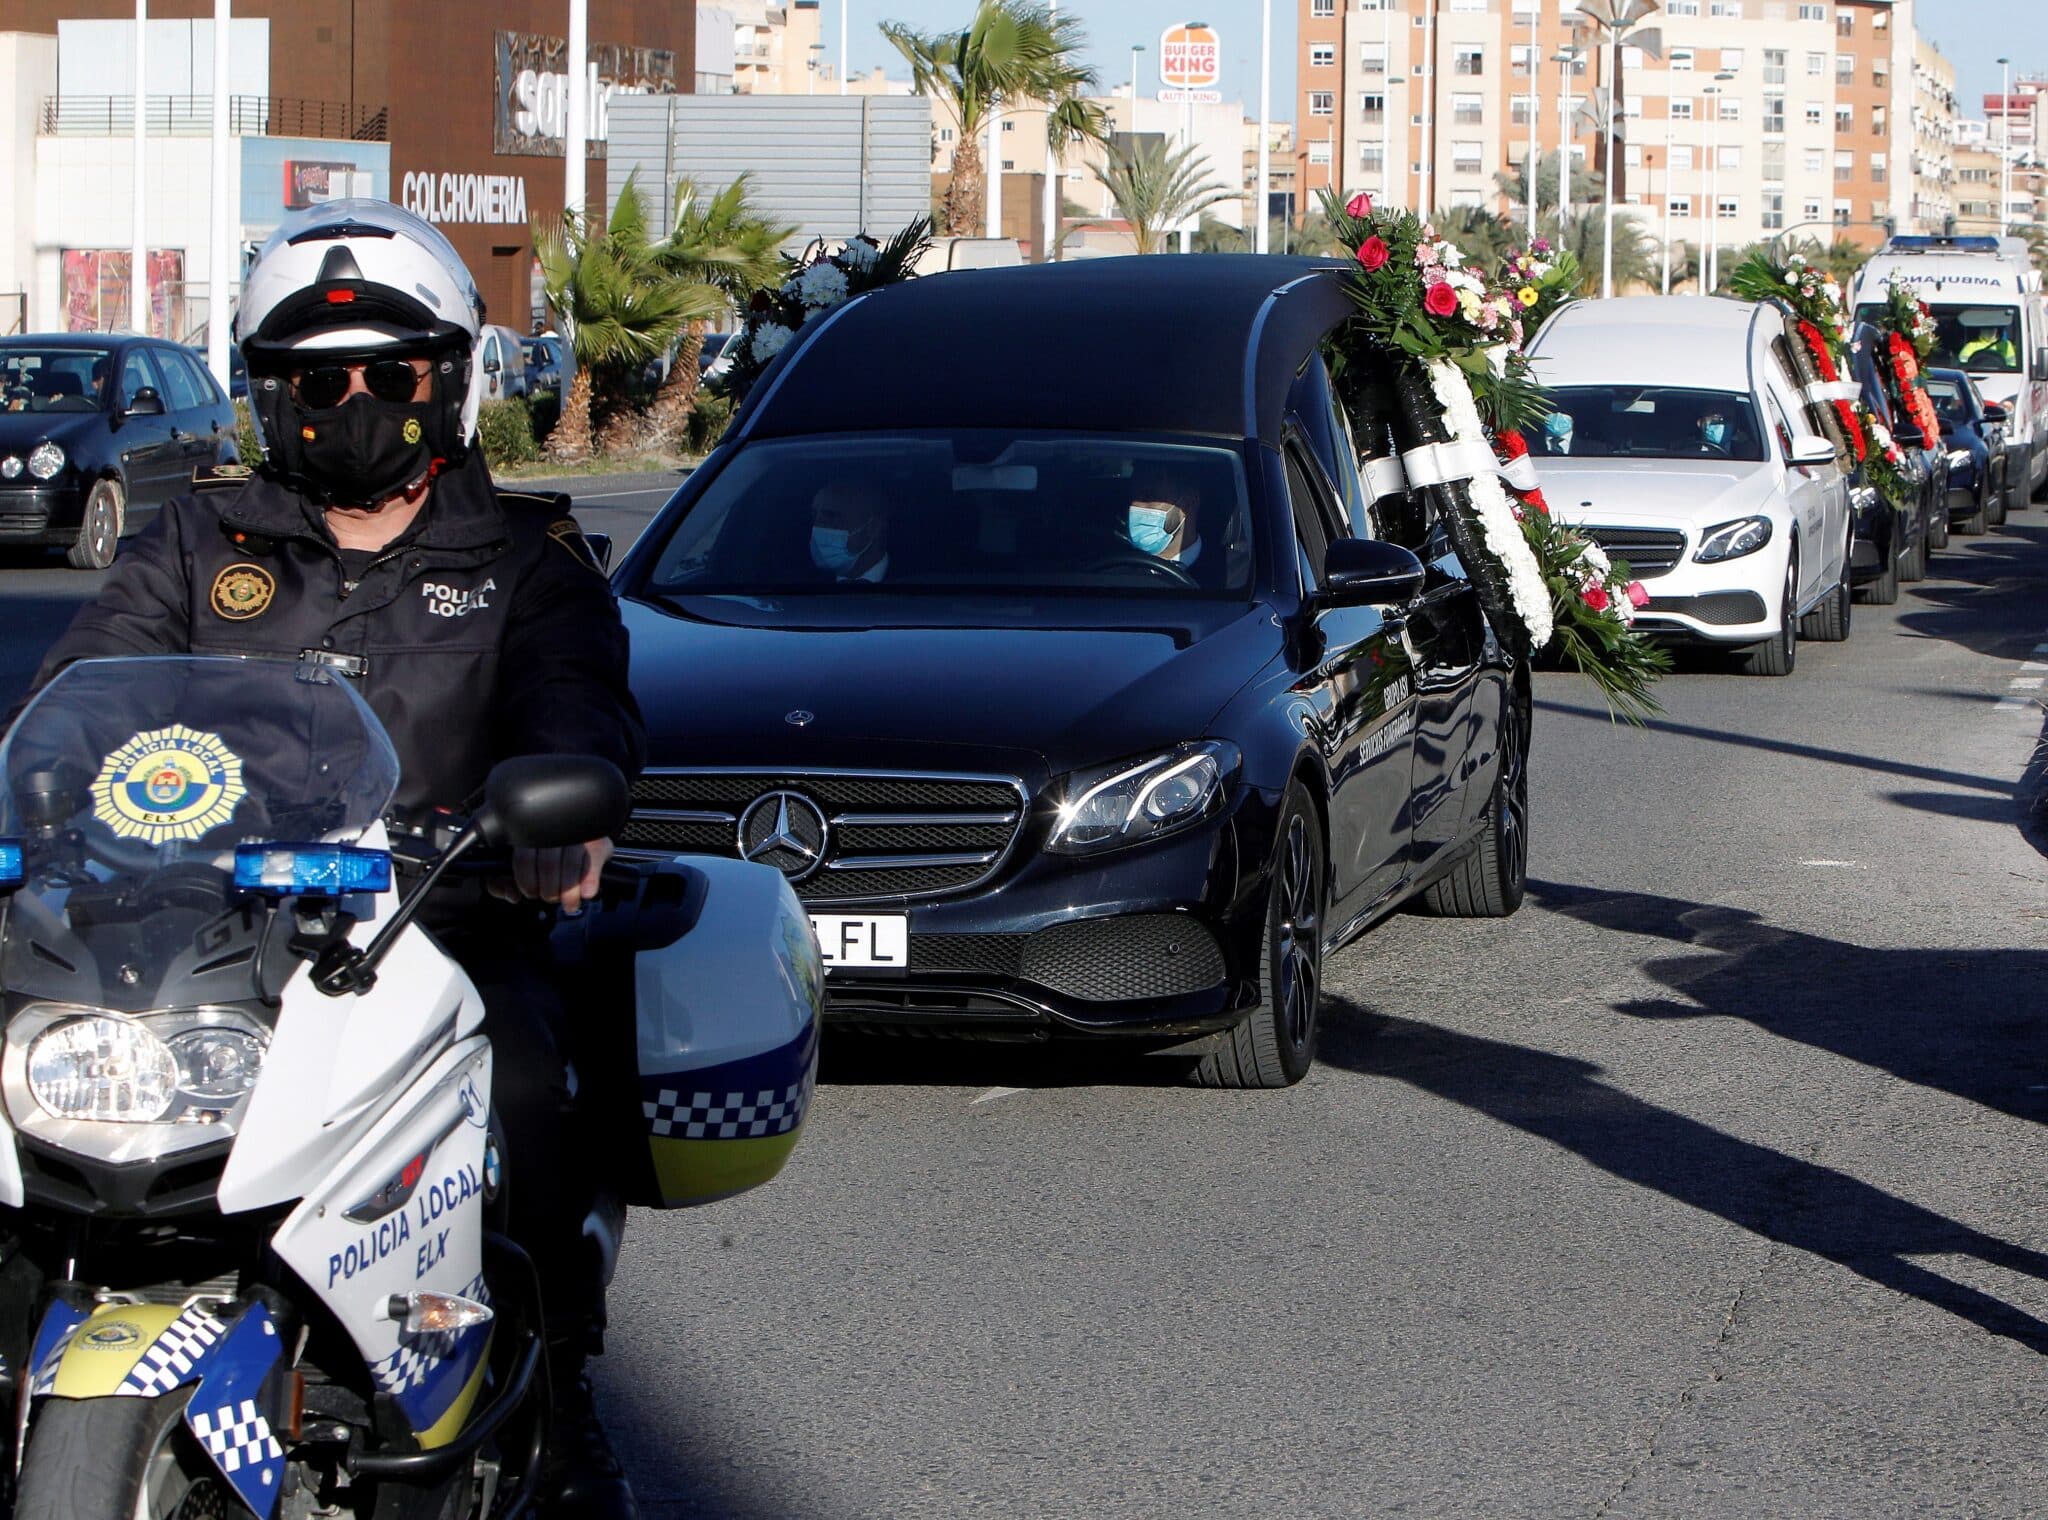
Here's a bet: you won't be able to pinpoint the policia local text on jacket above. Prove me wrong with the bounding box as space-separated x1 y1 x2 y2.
25 448 648 1369
29 449 645 812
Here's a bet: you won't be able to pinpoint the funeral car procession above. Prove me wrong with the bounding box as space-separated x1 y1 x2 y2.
609 259 1529 1088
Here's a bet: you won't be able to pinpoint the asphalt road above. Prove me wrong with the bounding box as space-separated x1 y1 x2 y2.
4 479 2046 1516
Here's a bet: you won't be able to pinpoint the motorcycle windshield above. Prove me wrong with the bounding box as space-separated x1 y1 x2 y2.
0 657 400 1011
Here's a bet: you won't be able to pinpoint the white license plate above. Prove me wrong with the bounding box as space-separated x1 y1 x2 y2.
809 914 909 972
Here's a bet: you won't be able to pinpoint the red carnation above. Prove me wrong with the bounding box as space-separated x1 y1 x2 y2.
1582 584 1611 612
1346 192 1374 218
1356 236 1390 271
1495 428 1529 461
1423 281 1458 317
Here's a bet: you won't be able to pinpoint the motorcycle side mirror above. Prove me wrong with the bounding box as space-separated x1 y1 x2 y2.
472 755 630 851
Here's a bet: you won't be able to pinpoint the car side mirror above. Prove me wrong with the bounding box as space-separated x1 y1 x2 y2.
1982 402 2009 424
1316 538 1426 610
2034 347 2048 381
582 531 614 571
126 388 164 417
1789 436 1835 467
484 355 501 373
473 755 629 850
1891 422 1926 450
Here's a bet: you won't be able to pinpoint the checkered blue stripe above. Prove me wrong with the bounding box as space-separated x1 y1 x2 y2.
191 1398 284 1476
644 1067 811 1140
119 1306 227 1395
367 1273 491 1398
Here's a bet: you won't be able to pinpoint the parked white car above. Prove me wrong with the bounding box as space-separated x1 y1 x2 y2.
1524 296 1853 676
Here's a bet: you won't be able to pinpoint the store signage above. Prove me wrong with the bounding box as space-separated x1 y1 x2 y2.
400 171 531 226
1158 89 1223 104
1159 23 1221 90
494 31 678 157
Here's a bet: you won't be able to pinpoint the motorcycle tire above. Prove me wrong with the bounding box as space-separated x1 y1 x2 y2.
13 1388 227 1520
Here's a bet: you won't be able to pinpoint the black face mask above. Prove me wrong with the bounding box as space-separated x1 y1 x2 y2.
293 393 440 507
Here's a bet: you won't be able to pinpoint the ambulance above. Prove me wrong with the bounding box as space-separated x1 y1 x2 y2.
1851 235 2047 511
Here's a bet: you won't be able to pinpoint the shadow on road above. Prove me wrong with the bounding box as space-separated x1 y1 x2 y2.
1896 519 2048 662
820 1029 1191 1090
1317 983 2048 1354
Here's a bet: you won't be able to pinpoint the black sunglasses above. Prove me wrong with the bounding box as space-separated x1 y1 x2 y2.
291 358 427 411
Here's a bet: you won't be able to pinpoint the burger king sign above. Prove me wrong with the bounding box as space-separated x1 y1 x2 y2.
1159 22 1221 91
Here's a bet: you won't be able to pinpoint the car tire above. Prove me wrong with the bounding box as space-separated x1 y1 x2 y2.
1856 533 1899 605
1956 483 1988 536
1192 783 1324 1090
1742 553 1798 676
1897 515 1926 582
66 478 123 571
1988 470 2009 527
1419 681 1530 919
1928 501 1950 550
1799 551 1852 642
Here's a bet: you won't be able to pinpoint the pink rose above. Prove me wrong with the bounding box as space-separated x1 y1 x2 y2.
1582 584 1611 613
1356 236 1390 271
1346 191 1374 218
1626 581 1650 608
1423 281 1459 318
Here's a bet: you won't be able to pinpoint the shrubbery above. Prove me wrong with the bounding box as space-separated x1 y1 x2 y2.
233 400 262 465
476 398 540 468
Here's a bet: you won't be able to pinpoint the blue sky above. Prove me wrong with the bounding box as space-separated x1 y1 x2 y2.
835 0 2011 121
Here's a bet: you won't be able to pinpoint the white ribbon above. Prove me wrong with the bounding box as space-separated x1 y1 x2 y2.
1398 437 1504 490
1803 379 1863 404
1497 453 1540 492
1361 455 1410 502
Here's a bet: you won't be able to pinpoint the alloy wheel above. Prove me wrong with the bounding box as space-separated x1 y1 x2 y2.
1273 812 1321 1049
89 497 117 563
1497 697 1529 890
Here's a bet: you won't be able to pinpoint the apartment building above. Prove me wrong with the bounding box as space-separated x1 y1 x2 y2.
696 0 825 96
1909 34 1955 233
1294 0 1932 271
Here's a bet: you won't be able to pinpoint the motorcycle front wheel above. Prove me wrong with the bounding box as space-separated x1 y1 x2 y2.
13 1389 229 1520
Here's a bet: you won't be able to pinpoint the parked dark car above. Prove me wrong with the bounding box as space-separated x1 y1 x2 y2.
185 341 248 400
522 333 569 396
1848 320 1947 600
611 257 1529 1088
0 333 238 568
698 331 738 379
1923 365 2009 535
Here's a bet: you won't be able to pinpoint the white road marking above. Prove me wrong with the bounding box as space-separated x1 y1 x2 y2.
2011 677 2044 690
1799 860 1864 868
970 1087 1028 1106
572 485 678 499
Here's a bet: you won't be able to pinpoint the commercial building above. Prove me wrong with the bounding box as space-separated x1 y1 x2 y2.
695 0 828 96
1908 34 1955 234
1293 0 1953 276
2 1 695 336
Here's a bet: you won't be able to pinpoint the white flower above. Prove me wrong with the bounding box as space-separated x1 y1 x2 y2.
1578 542 1612 578
795 261 850 309
1457 288 1484 321
748 320 795 362
837 238 881 272
1424 357 1555 649
1441 243 1464 269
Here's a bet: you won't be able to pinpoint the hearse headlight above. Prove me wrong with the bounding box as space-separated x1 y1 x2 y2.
1694 516 1773 563
1048 741 1239 856
26 442 65 481
13 1005 269 1125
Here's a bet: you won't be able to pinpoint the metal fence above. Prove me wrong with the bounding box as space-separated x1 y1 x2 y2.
40 95 389 142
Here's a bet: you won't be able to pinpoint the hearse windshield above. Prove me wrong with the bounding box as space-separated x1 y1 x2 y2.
1856 302 2022 373
645 433 1256 600
1531 387 1767 462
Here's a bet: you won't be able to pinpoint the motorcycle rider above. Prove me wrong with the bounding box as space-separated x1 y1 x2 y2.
22 200 647 1519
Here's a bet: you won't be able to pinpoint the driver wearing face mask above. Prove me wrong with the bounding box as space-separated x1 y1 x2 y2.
808 481 891 582
1696 410 1731 453
1542 410 1574 456
1124 473 1203 567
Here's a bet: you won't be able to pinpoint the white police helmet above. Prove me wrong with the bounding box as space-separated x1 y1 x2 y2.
236 199 487 464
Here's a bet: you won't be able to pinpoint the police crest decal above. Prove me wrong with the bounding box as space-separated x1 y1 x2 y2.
91 725 247 844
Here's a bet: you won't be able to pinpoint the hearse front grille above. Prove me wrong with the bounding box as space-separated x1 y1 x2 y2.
1580 526 1688 579
619 769 1029 904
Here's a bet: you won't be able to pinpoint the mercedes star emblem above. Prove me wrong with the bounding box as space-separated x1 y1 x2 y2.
785 709 816 727
737 790 829 882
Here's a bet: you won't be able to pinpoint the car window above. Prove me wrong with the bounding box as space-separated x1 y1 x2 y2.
1287 356 1373 537
116 349 164 412
175 349 225 408
646 432 1257 600
1858 301 2021 374
153 348 207 413
1762 388 1798 459
1534 386 1766 462
0 347 110 414
1283 442 1335 592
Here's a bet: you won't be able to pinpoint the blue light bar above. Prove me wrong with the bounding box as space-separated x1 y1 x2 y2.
233 843 392 896
0 838 22 890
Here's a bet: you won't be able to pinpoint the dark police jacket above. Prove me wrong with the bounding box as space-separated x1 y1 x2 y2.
28 452 645 816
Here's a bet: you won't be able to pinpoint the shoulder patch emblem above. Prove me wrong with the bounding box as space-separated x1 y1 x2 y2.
547 518 605 574
192 461 255 489
211 562 276 621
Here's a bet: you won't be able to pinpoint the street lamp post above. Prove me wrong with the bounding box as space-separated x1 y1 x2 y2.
565 0 587 220
1255 0 1271 253
1660 108 1674 294
131 0 148 334
1581 0 1660 300
1385 75 1406 209
1703 69 1732 293
207 0 230 385
1553 45 1583 231
1045 0 1062 261
1526 1 1539 243
1997 56 2011 234
840 0 849 97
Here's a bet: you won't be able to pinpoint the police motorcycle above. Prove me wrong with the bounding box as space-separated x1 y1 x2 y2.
0 654 820 1518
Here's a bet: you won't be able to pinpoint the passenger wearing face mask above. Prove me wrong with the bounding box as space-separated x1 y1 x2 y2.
808 480 891 582
22 200 648 1520
1123 475 1203 567
1542 410 1575 456
1695 410 1731 454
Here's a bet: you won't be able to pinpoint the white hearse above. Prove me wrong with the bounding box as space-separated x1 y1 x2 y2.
1524 296 1852 677
1851 235 2047 510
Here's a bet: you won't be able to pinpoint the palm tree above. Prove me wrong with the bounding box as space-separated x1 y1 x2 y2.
641 174 793 448
883 0 1102 237
1429 205 1519 272
1549 209 1658 295
1092 139 1239 255
1495 151 1604 227
535 176 722 463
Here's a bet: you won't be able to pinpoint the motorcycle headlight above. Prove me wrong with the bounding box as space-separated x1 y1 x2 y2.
27 1016 179 1123
26 442 65 481
1048 741 1239 856
16 1007 269 1125
1694 515 1773 563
